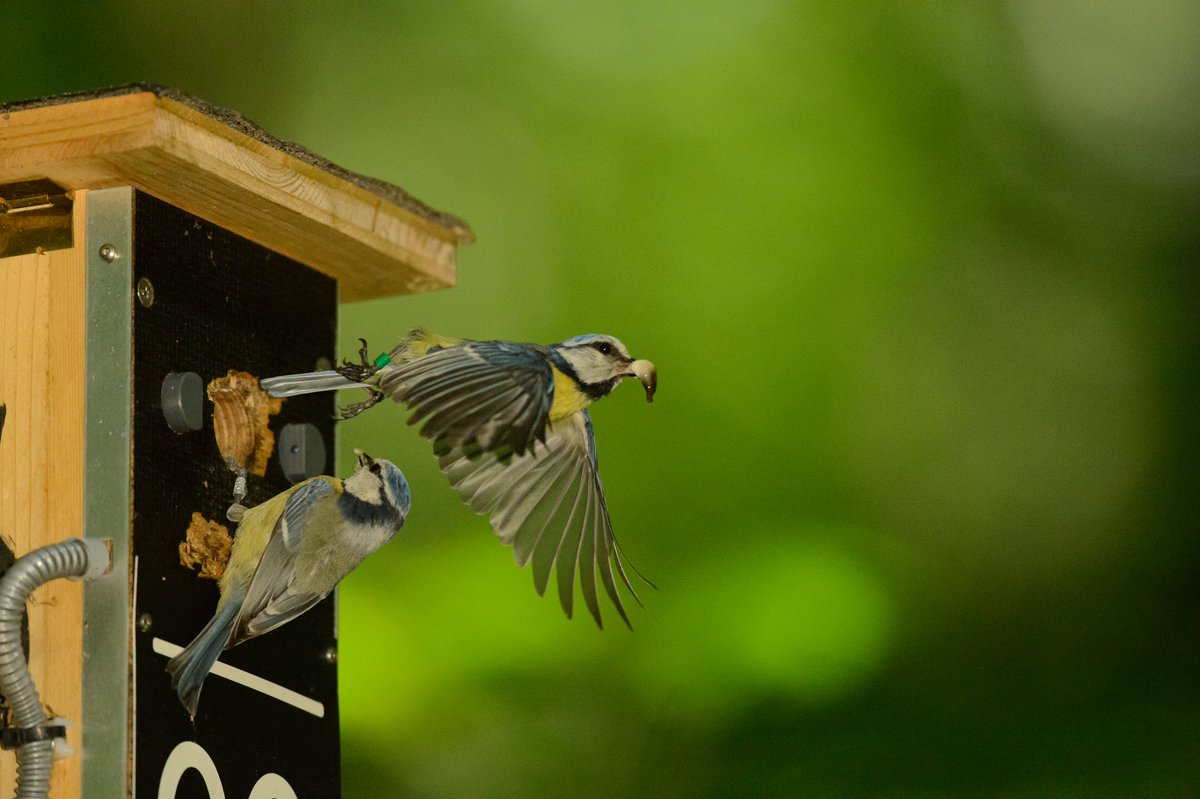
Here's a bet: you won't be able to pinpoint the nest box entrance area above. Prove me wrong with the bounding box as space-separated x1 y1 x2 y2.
0 85 471 799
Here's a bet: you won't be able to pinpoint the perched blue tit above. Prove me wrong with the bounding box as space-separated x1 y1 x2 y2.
167 449 410 717
261 329 657 628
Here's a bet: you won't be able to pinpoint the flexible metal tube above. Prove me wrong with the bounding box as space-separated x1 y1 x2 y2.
0 538 103 799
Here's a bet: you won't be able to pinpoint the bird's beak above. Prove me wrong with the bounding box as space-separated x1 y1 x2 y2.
628 359 657 403
354 448 373 468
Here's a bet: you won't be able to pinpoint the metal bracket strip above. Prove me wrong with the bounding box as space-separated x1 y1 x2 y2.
82 187 134 799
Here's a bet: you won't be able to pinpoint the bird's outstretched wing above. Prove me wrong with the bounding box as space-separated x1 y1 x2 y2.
231 477 338 644
438 411 641 628
378 340 555 457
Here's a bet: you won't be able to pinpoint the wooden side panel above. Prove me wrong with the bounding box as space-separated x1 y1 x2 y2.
0 193 88 798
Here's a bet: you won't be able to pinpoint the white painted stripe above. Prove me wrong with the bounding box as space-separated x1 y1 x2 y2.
152 637 325 719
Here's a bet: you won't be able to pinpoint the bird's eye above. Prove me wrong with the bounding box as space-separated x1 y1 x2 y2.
592 341 614 355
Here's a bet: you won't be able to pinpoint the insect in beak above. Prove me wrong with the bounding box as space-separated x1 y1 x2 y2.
628 360 657 403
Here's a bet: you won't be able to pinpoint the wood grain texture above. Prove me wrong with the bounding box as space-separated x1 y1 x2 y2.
0 193 87 799
1 91 470 301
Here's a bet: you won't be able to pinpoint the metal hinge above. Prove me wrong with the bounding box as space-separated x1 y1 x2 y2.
0 178 74 258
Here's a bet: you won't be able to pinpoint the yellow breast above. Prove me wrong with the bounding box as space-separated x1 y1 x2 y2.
550 366 593 421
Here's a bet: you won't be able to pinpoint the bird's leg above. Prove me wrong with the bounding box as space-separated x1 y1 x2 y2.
338 389 385 420
226 465 249 522
335 337 381 383
330 338 389 419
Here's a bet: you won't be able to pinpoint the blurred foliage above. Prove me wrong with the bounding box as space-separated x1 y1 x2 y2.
6 1 1200 795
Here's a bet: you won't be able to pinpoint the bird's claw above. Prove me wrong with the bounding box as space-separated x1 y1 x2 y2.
335 338 380 382
337 389 385 420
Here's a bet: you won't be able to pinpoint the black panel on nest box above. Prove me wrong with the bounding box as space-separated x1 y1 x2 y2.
131 192 340 798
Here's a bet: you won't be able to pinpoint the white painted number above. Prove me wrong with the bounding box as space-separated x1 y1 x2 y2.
248 773 300 799
159 741 299 799
158 742 224 799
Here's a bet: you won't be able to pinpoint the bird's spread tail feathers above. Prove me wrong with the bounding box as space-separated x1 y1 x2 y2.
260 370 360 398
166 595 241 717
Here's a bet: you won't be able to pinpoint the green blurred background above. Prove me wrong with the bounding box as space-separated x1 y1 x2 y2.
7 2 1200 795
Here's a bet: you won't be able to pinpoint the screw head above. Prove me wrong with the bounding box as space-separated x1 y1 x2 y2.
136 277 155 308
137 613 152 634
322 646 337 664
98 243 119 262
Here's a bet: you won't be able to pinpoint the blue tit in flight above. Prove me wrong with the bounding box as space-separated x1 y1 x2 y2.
168 449 410 717
261 329 658 628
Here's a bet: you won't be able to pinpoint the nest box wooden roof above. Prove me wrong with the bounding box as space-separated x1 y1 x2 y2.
0 84 472 301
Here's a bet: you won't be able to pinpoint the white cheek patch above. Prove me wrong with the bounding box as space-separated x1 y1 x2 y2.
343 472 383 504
568 351 612 384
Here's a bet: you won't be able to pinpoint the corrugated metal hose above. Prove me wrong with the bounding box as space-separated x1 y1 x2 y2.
0 537 111 799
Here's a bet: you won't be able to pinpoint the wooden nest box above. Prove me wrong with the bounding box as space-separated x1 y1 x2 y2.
0 85 472 798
